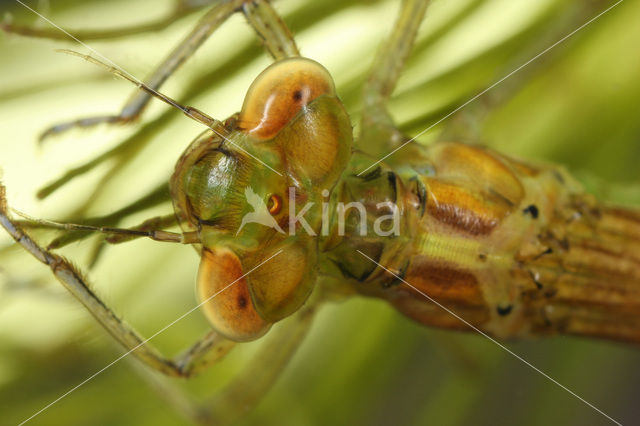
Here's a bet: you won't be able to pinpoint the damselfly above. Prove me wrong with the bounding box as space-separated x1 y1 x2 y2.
1 0 638 425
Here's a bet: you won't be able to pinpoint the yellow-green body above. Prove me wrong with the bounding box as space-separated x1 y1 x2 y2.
324 142 640 343
166 54 640 345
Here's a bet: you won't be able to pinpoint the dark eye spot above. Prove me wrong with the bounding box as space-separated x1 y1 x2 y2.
237 295 247 309
292 90 303 101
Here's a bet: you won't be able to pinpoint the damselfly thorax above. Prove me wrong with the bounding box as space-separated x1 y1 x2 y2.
322 142 640 344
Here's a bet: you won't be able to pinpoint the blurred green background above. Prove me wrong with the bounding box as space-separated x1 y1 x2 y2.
0 0 639 425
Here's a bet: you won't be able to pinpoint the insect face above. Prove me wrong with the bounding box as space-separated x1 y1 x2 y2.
170 57 353 340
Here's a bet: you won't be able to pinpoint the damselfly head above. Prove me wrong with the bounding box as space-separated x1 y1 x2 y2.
170 58 353 341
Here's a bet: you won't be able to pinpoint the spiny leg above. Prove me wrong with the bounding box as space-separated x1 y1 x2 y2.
1 0 211 41
0 183 234 378
358 0 429 159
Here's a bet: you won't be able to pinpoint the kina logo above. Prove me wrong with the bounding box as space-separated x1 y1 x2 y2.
236 187 285 235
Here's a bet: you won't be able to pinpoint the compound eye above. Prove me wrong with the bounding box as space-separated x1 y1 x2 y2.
238 58 335 139
197 248 270 342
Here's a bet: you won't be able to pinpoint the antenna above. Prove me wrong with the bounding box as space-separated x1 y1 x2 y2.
58 49 218 129
59 49 284 176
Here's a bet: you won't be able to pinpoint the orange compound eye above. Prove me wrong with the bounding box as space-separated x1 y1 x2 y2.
197 248 270 342
238 58 336 139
